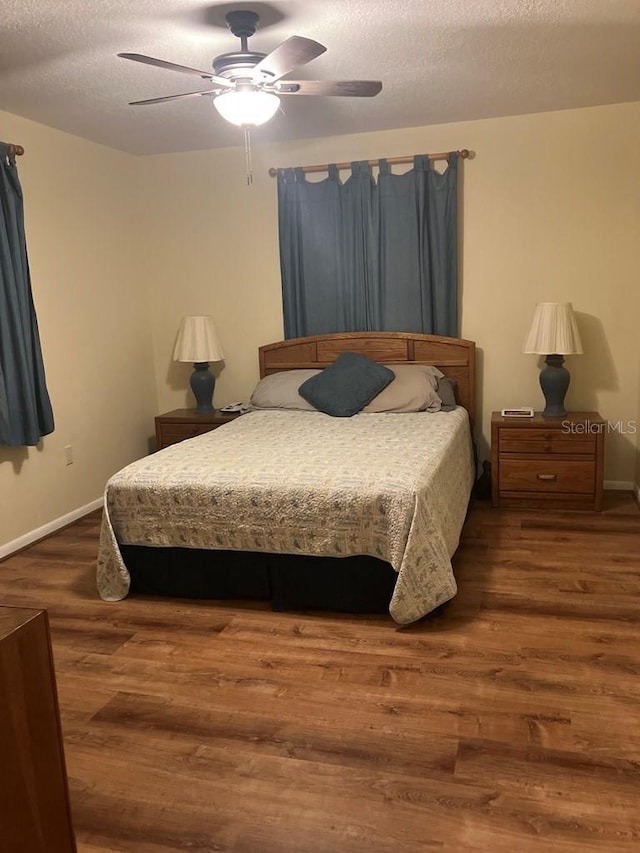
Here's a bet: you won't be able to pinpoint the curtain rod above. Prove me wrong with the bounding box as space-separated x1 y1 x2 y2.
7 144 25 156
268 148 469 177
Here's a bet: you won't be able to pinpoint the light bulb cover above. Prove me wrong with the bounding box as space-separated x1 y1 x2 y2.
523 302 583 355
214 90 280 126
173 316 224 363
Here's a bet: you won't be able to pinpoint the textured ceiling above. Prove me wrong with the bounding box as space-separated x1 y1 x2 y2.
2 0 640 155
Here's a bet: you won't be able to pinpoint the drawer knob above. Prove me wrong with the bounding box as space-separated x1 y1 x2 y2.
537 473 557 481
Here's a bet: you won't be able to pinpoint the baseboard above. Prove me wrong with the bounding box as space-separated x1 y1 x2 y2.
0 497 104 561
604 480 635 491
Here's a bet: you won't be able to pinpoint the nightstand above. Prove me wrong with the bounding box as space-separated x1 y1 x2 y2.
491 411 605 511
155 408 243 450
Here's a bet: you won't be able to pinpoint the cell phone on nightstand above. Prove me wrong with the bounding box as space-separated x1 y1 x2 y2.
220 402 247 413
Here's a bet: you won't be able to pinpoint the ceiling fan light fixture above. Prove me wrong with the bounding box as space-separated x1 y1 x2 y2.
213 90 280 126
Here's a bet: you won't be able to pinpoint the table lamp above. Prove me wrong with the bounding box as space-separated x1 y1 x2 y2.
523 302 583 417
173 316 224 413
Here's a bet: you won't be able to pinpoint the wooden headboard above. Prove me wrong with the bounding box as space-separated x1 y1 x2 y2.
259 332 476 427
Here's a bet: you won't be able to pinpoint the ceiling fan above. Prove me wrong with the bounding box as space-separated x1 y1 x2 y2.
119 10 382 128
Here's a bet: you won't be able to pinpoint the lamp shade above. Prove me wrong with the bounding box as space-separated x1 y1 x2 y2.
173 316 224 363
213 90 280 126
523 302 583 355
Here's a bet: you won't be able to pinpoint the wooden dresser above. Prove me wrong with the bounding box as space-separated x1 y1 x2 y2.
0 607 76 852
491 411 605 511
155 408 243 450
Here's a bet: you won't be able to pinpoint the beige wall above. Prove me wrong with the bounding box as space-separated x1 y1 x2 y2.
0 113 157 545
143 101 640 484
637 364 640 495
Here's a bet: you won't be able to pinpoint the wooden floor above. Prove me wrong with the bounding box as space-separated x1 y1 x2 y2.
1 494 640 852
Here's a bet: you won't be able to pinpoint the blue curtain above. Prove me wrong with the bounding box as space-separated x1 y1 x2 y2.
0 143 54 446
278 153 459 339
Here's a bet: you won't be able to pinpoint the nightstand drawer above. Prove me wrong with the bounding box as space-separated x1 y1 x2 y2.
499 459 595 494
499 428 595 455
162 424 214 443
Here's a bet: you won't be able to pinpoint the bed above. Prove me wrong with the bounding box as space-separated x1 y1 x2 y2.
97 332 476 625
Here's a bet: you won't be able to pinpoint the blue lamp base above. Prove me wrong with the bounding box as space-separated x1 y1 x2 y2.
540 354 570 417
190 362 216 413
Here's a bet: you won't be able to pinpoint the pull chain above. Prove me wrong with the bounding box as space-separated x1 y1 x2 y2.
243 126 253 186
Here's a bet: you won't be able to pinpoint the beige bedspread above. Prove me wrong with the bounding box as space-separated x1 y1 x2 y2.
97 408 474 624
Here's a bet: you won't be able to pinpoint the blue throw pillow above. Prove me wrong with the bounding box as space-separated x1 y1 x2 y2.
299 352 395 417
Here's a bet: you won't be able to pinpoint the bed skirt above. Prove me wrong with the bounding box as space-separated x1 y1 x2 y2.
121 545 399 615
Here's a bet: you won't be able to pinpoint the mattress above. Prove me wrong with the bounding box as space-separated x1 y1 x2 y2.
97 408 475 624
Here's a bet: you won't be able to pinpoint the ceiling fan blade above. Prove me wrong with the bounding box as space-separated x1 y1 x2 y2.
129 89 222 106
275 80 382 97
118 53 233 88
252 36 326 83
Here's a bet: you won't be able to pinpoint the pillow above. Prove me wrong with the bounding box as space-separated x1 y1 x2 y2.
363 364 443 413
299 352 394 417
249 369 321 411
437 376 458 411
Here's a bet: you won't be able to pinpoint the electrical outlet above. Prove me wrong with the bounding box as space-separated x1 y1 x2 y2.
64 445 73 466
